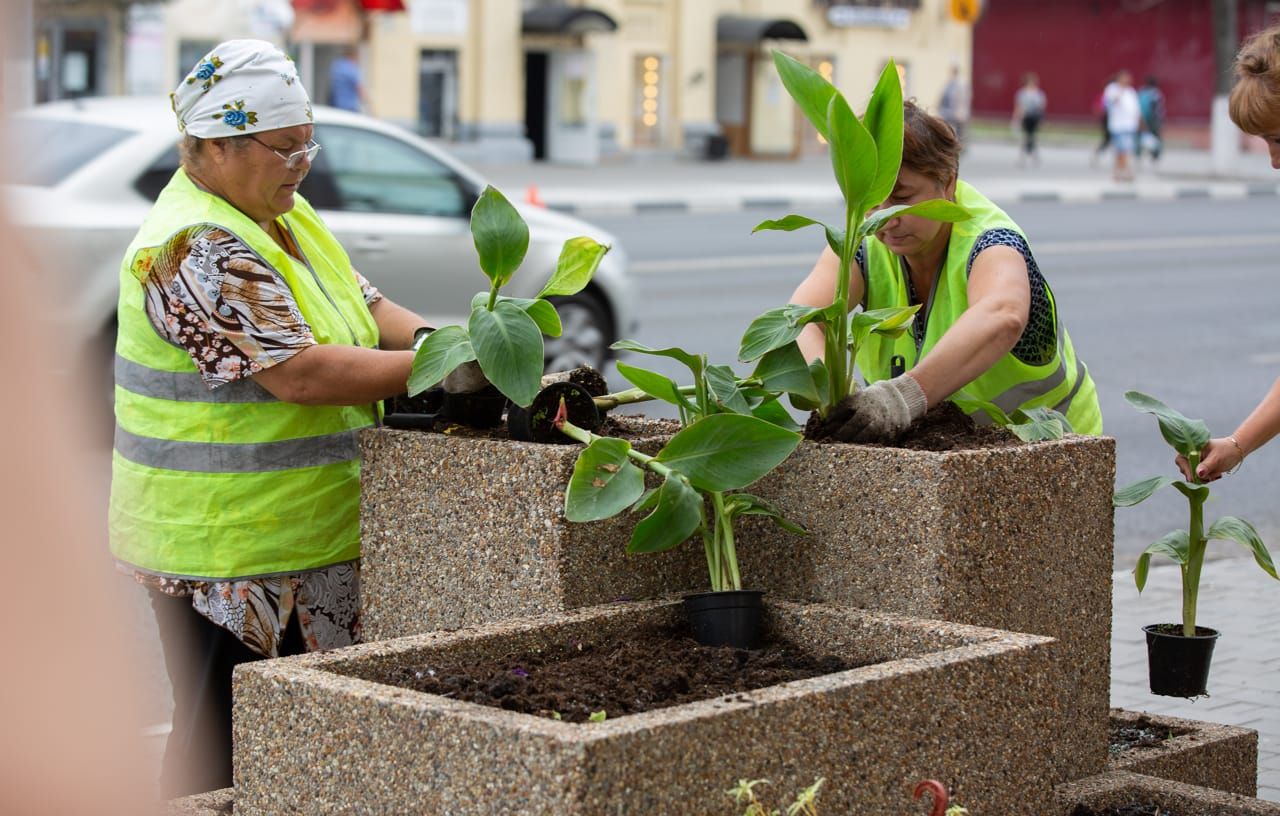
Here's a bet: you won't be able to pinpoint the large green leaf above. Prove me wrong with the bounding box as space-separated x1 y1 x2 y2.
536 236 609 298
490 295 562 337
705 364 751 415
771 50 837 141
752 214 844 256
470 185 529 290
739 304 824 362
1012 407 1075 435
1208 516 1279 579
827 92 878 213
1006 407 1071 442
1135 529 1191 591
469 300 544 407
616 361 693 411
858 199 973 242
407 325 475 396
1124 391 1211 458
1113 475 1178 507
655 413 801 492
628 475 703 554
789 359 830 412
611 339 704 380
564 438 646 522
860 60 904 210
750 398 803 432
950 395 1012 427
1173 481 1210 504
752 341 819 403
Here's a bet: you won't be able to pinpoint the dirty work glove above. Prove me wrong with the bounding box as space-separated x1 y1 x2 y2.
822 376 927 444
442 360 490 395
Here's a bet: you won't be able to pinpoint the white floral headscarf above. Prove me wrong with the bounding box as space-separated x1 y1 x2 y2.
171 39 313 138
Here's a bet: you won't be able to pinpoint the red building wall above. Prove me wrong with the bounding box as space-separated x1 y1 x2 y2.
971 0 1276 124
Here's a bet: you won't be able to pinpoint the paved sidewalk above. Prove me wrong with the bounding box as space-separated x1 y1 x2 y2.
473 138 1280 216
1111 555 1280 801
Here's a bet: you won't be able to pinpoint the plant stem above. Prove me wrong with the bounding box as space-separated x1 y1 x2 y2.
486 280 499 312
712 491 742 591
591 385 697 411
827 210 862 412
1183 489 1206 637
555 412 672 476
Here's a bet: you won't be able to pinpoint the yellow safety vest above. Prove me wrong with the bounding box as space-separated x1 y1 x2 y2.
110 168 380 580
858 181 1103 434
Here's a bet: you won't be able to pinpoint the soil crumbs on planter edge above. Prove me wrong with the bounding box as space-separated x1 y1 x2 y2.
1109 716 1191 757
375 626 863 723
805 400 1021 451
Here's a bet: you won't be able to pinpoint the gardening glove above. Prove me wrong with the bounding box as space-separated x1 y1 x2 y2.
442 360 490 395
821 375 928 444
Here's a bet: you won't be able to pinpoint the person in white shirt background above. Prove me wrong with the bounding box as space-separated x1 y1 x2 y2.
1104 70 1142 182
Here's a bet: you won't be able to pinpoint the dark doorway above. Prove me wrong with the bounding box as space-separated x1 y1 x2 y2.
524 51 548 160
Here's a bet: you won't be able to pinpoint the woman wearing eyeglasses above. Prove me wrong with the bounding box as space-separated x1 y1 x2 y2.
109 40 484 797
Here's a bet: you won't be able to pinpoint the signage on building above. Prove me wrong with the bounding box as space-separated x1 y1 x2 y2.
411 0 468 35
948 0 983 24
819 1 919 30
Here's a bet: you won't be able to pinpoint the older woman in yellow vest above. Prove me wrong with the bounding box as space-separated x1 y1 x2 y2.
791 100 1102 443
109 40 483 796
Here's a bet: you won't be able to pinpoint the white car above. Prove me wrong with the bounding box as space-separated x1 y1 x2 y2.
5 97 636 384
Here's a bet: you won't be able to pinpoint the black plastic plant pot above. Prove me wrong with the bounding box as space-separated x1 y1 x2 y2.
442 385 508 428
1143 623 1220 698
683 589 766 650
507 381 601 443
382 388 445 430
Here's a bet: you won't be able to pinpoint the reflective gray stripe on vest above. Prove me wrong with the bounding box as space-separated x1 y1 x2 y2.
990 330 1071 415
115 354 277 403
114 425 359 473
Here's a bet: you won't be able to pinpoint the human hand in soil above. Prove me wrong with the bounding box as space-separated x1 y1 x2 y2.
820 375 927 443
442 360 489 394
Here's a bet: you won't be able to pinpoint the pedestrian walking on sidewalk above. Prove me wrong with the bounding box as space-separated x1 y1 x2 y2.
110 39 486 797
1091 74 1117 167
790 101 1102 444
1012 72 1046 166
1138 75 1166 162
1106 70 1141 181
1178 25 1280 482
938 64 971 147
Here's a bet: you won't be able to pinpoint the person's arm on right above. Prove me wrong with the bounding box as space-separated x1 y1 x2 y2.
1177 377 1280 481
788 245 866 362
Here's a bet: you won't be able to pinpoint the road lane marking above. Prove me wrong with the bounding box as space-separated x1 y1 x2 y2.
629 233 1280 274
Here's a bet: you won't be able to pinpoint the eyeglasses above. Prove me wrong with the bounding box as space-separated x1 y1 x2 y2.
248 136 321 170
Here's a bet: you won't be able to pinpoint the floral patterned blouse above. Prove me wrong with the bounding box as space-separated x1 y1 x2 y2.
126 223 382 657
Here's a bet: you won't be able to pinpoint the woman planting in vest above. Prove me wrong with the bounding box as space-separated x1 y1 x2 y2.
108 40 484 796
791 101 1102 443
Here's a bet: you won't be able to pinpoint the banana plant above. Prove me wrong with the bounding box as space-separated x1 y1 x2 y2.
1113 391 1277 636
738 52 972 418
407 185 609 407
556 340 804 593
949 395 1073 442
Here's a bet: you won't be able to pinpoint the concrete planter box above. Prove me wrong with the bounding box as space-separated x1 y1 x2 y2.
358 423 1115 782
1109 708 1258 796
165 788 233 815
1056 770 1280 815
233 598 1062 815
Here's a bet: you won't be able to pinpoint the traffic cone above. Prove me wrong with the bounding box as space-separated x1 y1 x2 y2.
526 184 546 207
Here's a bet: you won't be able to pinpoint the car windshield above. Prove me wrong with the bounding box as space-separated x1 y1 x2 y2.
4 118 133 186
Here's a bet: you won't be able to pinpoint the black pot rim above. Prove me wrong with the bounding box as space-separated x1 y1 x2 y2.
1143 623 1221 640
683 588 765 601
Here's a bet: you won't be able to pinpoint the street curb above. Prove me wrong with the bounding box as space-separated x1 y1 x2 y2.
541 182 1280 217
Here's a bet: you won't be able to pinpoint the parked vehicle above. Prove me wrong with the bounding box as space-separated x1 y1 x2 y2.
4 97 635 387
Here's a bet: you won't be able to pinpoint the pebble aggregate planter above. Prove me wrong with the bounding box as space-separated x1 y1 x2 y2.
1056 770 1280 815
165 788 233 815
1108 708 1259 797
358 424 1115 783
233 598 1063 815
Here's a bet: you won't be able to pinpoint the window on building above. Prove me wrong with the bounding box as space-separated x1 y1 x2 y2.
633 54 663 149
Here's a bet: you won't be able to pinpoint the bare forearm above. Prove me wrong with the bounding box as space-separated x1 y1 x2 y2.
370 296 430 351
253 344 414 405
907 302 1023 406
1232 378 1280 455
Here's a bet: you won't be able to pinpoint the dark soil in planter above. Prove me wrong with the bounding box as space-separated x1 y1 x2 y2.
374 626 864 723
1070 804 1177 816
1109 716 1190 757
805 400 1020 451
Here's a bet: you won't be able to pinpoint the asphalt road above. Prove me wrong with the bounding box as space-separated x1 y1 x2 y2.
587 195 1280 565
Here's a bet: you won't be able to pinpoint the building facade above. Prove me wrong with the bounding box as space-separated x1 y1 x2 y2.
28 0 975 164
